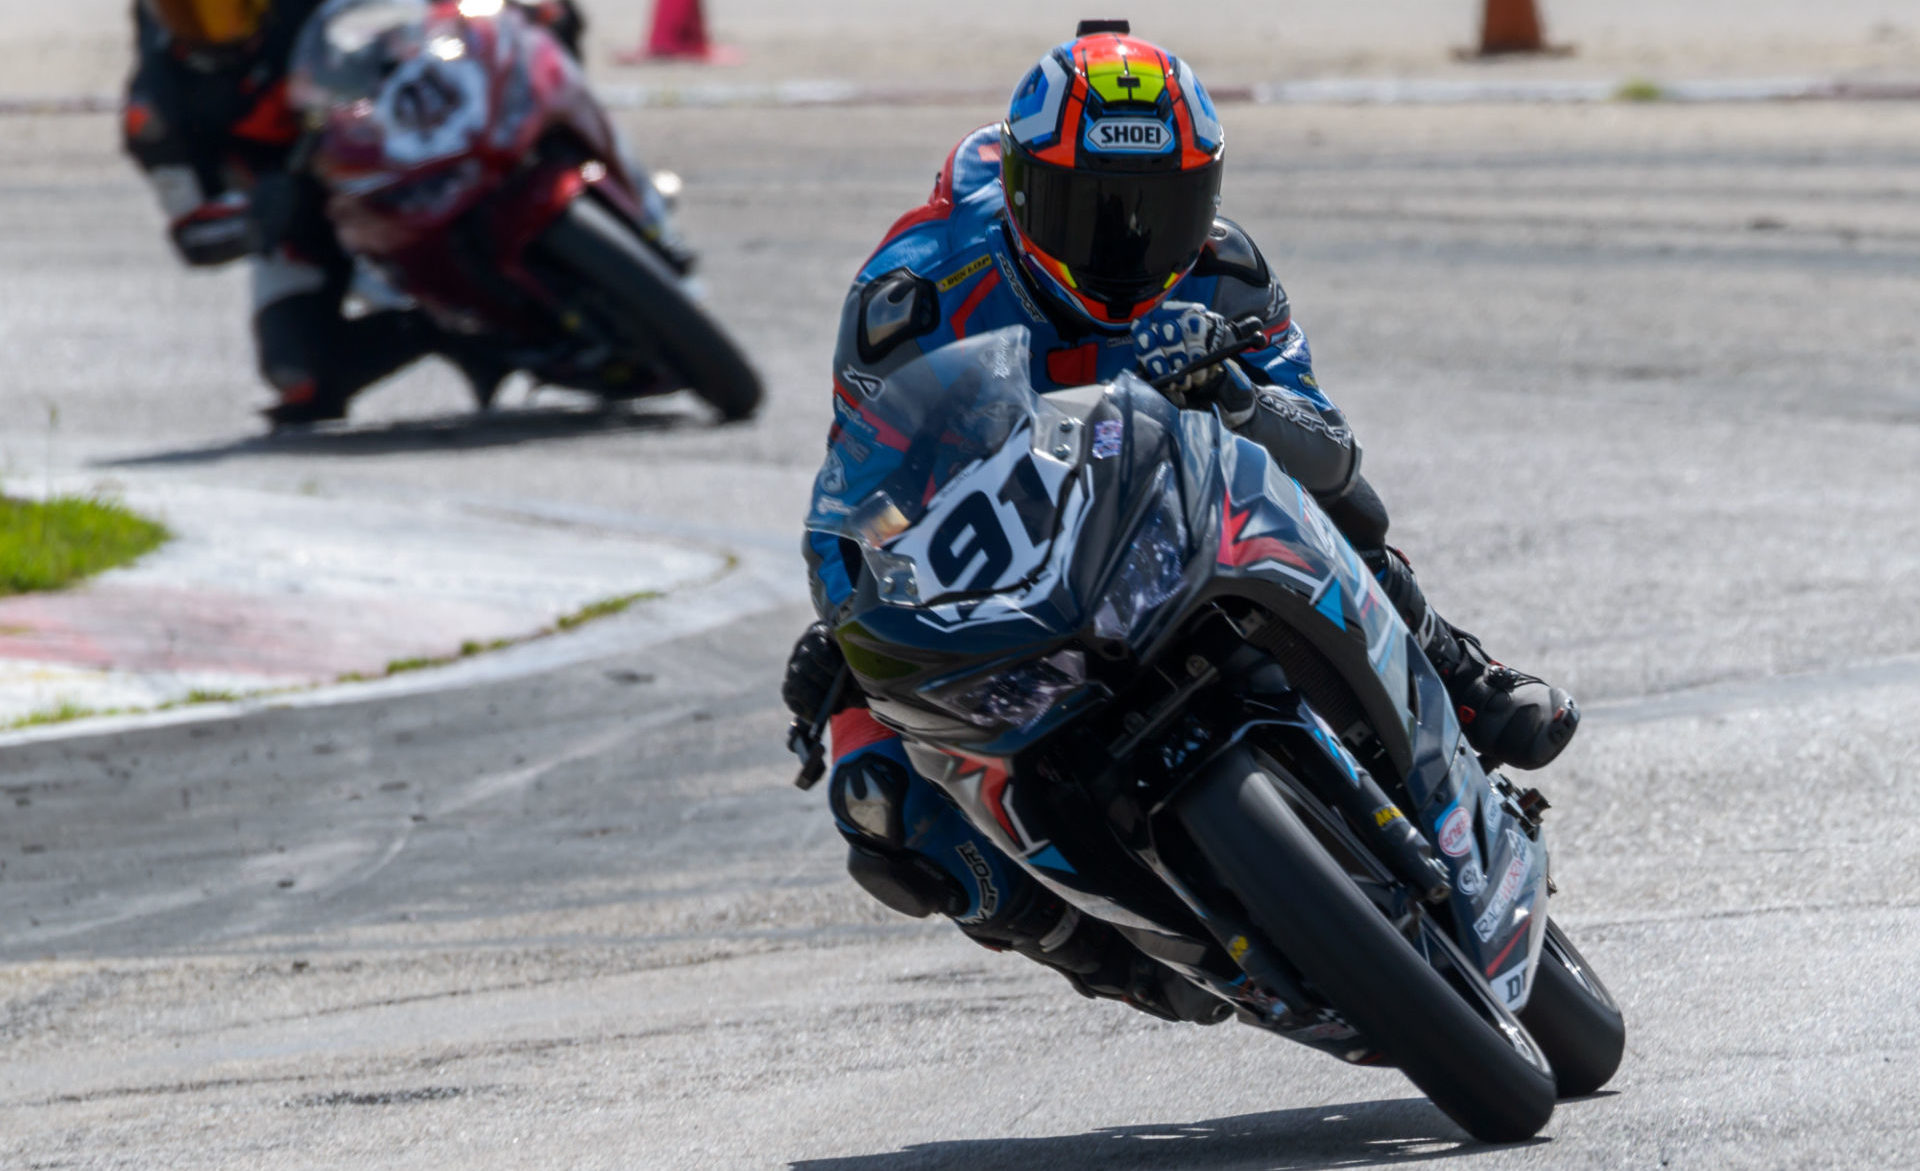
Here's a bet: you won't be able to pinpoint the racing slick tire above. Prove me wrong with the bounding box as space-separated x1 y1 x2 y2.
533 194 763 421
1175 745 1557 1143
1517 919 1626 1098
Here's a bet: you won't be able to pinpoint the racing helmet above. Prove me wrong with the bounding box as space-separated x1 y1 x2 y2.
142 0 272 47
1001 21 1225 327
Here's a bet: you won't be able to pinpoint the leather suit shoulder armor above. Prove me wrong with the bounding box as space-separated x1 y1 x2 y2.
1192 217 1270 287
857 267 942 363
1192 217 1289 327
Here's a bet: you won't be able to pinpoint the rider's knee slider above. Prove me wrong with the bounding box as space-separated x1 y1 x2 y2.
845 841 968 919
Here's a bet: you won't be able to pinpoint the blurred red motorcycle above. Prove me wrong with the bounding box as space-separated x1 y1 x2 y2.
289 0 761 419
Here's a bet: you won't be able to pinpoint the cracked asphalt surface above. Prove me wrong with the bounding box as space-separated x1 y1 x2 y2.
3 99 1920 1168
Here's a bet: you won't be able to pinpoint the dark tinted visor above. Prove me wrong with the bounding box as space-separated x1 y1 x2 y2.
1005 147 1221 298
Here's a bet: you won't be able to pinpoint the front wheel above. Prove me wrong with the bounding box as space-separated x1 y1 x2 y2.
1175 746 1556 1143
1518 919 1626 1098
531 195 763 421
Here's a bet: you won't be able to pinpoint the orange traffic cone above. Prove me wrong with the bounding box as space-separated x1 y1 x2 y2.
617 0 741 65
1465 0 1572 57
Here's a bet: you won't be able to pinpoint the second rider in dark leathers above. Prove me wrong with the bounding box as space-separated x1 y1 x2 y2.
782 25 1581 1024
123 0 581 426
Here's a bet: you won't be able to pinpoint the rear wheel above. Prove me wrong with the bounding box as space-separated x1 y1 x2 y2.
1175 746 1556 1143
1518 919 1626 1098
531 195 763 421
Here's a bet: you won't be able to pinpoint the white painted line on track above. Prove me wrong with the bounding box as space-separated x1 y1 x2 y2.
1584 652 1920 726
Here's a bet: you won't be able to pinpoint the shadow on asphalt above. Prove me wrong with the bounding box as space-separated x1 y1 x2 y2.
96 402 697 467
789 1098 1546 1170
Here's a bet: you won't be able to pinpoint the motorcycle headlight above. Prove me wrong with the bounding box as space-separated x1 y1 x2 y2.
926 648 1087 730
1092 470 1189 642
371 158 482 217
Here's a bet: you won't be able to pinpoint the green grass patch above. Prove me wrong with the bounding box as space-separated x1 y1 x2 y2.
8 700 117 730
384 656 441 676
0 495 169 595
339 591 665 686
555 591 661 631
8 688 262 730
1614 78 1665 102
162 688 242 708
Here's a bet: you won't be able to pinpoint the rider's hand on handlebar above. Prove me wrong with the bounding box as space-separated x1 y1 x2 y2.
168 192 251 267
1132 302 1256 427
782 622 851 722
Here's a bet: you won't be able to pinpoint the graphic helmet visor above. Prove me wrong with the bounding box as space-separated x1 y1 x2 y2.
1003 140 1222 314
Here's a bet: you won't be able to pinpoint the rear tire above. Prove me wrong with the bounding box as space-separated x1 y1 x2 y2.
1518 919 1626 1098
1175 746 1556 1143
532 195 763 421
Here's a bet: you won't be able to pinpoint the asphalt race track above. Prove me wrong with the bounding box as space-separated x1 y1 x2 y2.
4 101 1920 1168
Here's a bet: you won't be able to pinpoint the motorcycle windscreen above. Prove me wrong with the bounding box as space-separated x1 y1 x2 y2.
290 0 433 112
806 327 1081 607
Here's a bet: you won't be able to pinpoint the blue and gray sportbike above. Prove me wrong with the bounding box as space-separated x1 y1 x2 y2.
803 325 1624 1142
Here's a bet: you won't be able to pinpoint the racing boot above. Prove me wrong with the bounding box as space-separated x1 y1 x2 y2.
443 337 515 410
963 889 1230 1026
261 377 348 430
1363 546 1580 771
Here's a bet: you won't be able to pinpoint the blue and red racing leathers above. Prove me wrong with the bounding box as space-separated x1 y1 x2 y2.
805 125 1399 954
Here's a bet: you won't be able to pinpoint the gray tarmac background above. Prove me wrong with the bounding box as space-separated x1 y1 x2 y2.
4 98 1920 1167
8 0 1920 98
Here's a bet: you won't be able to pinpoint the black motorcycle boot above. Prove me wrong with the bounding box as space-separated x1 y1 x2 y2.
261 377 350 429
962 894 1229 1025
1427 625 1580 771
436 332 515 410
1363 547 1580 771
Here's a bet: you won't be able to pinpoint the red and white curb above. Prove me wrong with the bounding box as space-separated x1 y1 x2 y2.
0 478 802 740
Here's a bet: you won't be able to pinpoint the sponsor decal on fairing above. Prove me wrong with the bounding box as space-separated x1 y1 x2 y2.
1436 803 1473 857
1092 419 1123 459
1455 858 1486 897
1472 830 1534 942
1492 963 1531 1010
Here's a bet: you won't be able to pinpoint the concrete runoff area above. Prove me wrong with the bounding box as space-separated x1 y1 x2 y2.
1 97 1919 1167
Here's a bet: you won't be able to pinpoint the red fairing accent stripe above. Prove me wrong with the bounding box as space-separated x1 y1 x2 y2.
830 708 898 761
1261 316 1294 342
972 758 1019 839
1483 926 1525 976
949 269 1002 339
230 81 298 146
1218 489 1315 570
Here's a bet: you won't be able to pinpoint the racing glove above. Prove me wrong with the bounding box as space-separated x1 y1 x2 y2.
1131 301 1256 427
168 191 251 267
782 622 855 722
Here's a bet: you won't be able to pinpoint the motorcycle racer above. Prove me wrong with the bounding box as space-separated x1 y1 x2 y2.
122 0 585 426
784 24 1580 1022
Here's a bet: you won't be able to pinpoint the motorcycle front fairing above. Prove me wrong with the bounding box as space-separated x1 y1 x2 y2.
292 0 659 317
1173 404 1551 1010
804 326 1550 1011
